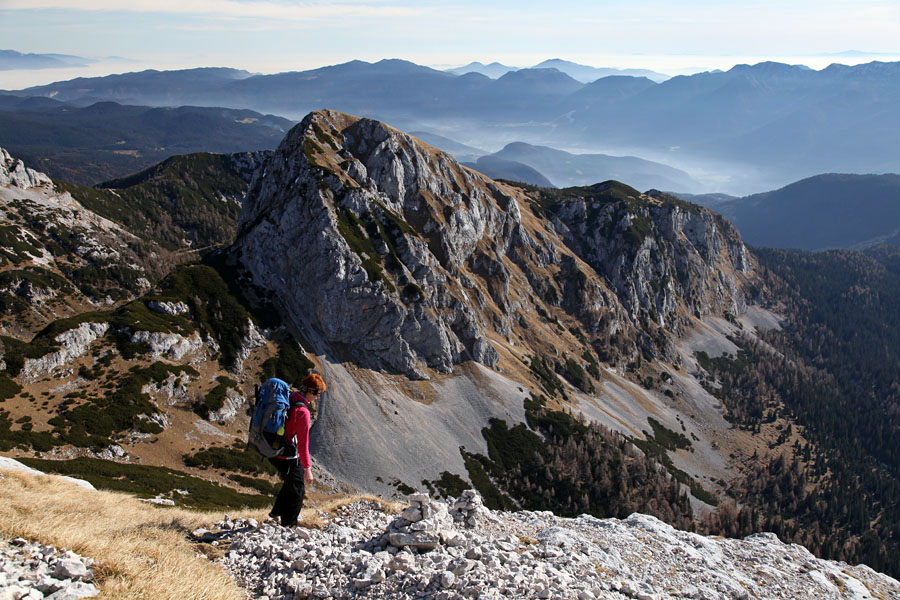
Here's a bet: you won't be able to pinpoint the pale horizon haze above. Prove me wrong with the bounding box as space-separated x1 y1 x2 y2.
1 0 900 89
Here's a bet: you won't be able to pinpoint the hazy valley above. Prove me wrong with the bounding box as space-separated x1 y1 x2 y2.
6 58 900 194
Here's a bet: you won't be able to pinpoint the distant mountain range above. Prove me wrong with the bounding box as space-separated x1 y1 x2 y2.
412 134 699 191
0 97 291 184
446 58 670 82
481 142 701 191
446 61 518 79
682 173 900 250
462 155 555 187
0 50 92 70
5 58 899 194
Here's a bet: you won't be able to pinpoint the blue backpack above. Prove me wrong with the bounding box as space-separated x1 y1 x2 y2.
248 378 291 458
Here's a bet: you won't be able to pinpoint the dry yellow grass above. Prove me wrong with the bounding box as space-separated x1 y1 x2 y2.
0 467 249 600
0 466 405 599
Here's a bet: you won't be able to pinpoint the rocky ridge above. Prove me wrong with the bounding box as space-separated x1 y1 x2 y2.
1 148 53 190
214 492 900 600
0 148 269 337
236 110 754 379
0 147 152 332
229 109 761 497
19 321 110 382
547 185 752 338
236 110 527 379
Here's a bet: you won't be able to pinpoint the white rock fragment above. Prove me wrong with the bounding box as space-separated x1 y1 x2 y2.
129 330 205 361
210 491 900 600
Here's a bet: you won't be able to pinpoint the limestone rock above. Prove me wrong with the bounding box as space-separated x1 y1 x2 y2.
231 320 268 372
0 147 52 189
0 537 98 600
212 493 900 600
234 111 757 382
235 110 523 378
129 330 206 361
146 300 190 315
551 187 753 343
21 322 109 382
207 388 246 423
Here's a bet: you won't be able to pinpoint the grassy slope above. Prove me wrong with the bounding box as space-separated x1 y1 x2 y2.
0 102 291 185
0 467 247 600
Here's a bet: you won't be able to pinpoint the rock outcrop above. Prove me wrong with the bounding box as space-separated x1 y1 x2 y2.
207 387 246 423
547 184 754 360
0 147 52 189
236 110 532 378
129 330 206 362
214 492 900 600
21 321 109 382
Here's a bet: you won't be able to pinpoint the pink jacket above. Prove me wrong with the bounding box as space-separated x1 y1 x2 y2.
278 402 311 468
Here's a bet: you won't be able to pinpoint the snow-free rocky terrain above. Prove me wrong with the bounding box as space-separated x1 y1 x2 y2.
211 491 900 600
0 537 99 600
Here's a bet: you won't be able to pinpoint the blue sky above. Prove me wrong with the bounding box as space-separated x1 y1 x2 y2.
2 0 899 87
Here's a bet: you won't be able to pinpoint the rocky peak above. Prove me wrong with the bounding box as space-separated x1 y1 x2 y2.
237 110 546 378
235 110 755 379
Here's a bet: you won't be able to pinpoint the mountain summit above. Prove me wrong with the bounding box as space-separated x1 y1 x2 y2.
236 110 752 380
233 109 756 493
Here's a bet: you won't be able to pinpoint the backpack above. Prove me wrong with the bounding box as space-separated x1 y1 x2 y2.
248 378 291 458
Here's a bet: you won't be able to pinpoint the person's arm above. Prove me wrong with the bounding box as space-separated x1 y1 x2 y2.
295 407 314 483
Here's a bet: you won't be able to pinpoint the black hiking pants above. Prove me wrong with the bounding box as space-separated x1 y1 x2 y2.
269 457 305 527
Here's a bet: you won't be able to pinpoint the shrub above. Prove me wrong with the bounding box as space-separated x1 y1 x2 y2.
49 362 196 448
183 445 275 475
424 471 468 499
0 375 22 401
194 376 239 420
260 337 313 387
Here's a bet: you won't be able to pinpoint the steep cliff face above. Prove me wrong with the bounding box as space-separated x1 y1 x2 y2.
543 183 753 354
236 111 754 379
230 110 766 496
236 111 614 378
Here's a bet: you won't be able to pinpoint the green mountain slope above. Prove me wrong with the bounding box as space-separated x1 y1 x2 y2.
710 173 900 250
59 151 266 252
0 99 291 184
0 149 263 336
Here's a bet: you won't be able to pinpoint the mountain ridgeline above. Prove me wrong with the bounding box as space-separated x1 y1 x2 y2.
234 110 752 380
0 97 291 184
0 147 265 334
9 59 900 191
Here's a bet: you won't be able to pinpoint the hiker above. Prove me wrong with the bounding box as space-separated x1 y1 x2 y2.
268 373 326 527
